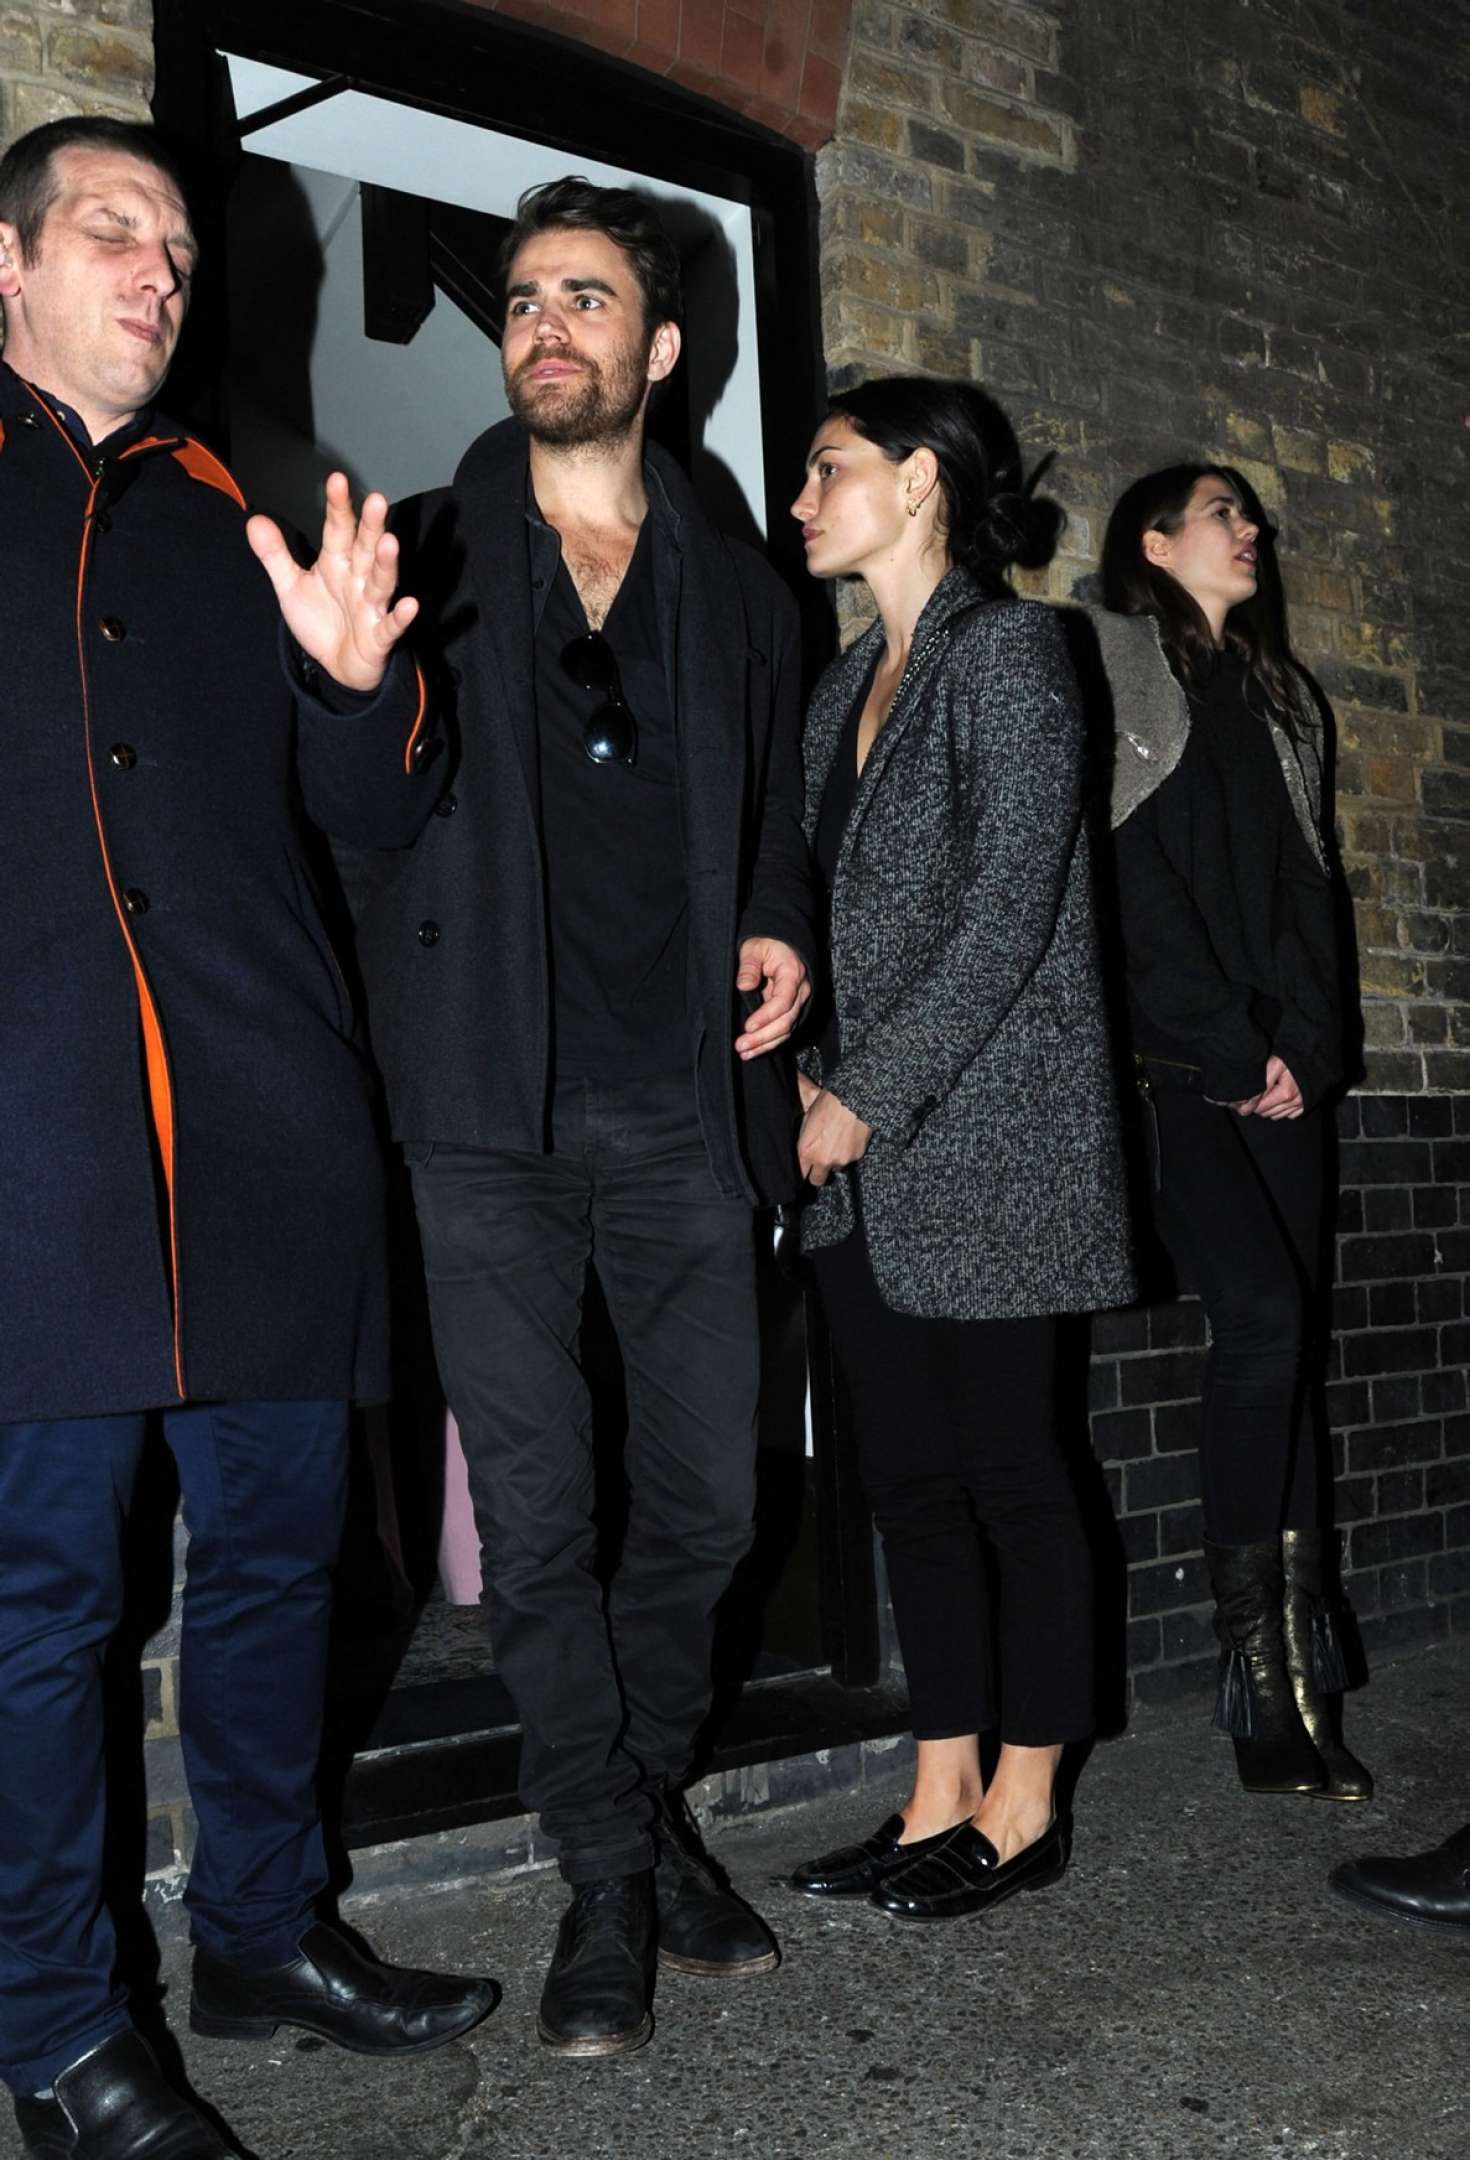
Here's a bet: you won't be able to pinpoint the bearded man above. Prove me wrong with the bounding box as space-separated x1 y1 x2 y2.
337 179 814 2057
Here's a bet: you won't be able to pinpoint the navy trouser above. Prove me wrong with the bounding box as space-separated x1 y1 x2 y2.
0 1400 348 2095
408 1072 759 1885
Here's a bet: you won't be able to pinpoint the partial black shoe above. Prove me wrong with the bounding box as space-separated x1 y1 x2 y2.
1329 1825 1470 1932
789 1812 969 1898
871 1819 1067 1923
13 2031 232 2160
190 1921 497 2055
653 1787 779 1977
1280 1527 1373 1802
538 1873 656 2057
1203 1536 1329 1795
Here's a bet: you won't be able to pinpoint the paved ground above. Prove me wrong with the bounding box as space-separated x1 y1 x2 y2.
8 1639 1468 2160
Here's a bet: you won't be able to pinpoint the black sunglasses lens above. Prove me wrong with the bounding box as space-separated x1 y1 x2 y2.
562 632 618 696
584 706 637 764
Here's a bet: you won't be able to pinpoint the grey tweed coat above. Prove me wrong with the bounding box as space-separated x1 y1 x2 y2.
800 568 1136 1321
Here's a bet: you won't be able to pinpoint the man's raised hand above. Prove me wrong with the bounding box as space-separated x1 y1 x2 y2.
248 472 419 695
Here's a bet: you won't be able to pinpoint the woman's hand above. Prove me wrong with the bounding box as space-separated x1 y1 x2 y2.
798 1088 873 1187
1254 1054 1304 1120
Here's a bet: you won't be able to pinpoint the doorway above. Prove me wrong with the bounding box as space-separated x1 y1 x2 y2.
153 0 897 1847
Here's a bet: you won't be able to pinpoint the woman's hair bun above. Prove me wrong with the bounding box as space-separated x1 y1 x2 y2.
965 485 1060 573
826 375 1063 588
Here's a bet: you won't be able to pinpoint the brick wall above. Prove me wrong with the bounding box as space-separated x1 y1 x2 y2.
815 0 1470 1691
460 0 855 147
818 0 1470 1089
0 0 153 151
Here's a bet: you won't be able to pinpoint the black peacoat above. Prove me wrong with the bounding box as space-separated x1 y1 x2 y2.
336 419 815 1205
0 363 443 1422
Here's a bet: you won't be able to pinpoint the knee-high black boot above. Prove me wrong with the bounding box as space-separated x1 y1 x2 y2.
1280 1528 1374 1802
1203 1538 1327 1795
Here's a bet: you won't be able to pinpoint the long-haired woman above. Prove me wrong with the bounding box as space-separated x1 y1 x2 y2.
1099 462 1370 1803
784 377 1134 1921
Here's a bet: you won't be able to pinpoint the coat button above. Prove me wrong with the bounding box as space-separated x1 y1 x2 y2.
418 920 440 946
18 411 40 430
122 887 149 915
433 791 457 818
109 743 137 770
100 617 127 642
410 736 440 773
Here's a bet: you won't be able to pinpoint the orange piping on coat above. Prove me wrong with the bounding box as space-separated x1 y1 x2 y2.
73 480 187 1399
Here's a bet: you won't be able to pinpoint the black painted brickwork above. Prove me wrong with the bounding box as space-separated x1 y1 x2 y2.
1096 1092 1470 1710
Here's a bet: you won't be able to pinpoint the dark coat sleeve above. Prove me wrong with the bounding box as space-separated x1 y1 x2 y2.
824 603 1084 1143
734 566 818 977
287 636 443 848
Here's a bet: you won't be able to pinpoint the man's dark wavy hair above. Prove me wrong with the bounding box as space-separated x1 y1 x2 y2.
497 176 682 335
0 116 190 263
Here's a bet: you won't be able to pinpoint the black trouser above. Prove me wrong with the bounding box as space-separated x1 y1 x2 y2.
408 1073 759 1884
810 1231 1093 1748
1146 1080 1326 1544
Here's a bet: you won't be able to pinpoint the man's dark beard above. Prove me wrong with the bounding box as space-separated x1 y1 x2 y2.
505 333 651 448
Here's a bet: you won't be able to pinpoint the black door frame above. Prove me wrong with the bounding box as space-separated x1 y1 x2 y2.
151 0 895 1836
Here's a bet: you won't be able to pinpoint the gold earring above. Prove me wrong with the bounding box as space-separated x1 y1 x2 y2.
907 499 920 518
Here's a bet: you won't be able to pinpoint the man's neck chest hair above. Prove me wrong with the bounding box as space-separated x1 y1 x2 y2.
553 519 640 631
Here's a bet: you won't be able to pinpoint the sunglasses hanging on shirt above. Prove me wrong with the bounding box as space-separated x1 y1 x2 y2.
560 632 639 768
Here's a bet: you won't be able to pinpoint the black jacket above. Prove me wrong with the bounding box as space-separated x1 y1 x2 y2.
336 419 815 1204
1114 652 1341 1107
0 364 441 1421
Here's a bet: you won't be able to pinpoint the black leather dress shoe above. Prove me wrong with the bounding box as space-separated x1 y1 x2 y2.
1329 1825 1470 1932
789 1813 967 1898
13 2031 231 2159
654 1788 779 1976
190 1921 497 2055
538 1873 655 2057
871 1819 1067 1922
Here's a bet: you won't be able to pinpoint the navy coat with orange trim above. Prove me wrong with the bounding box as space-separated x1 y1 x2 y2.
0 362 441 1421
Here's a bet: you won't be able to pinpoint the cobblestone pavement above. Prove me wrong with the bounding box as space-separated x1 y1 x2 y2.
6 1640 1466 2160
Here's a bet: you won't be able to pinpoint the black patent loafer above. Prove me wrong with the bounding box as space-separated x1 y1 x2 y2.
789 1812 966 1898
654 1788 779 1976
872 1819 1067 1922
13 2031 232 2159
1330 1825 1470 1932
537 1873 656 2058
190 1921 497 2055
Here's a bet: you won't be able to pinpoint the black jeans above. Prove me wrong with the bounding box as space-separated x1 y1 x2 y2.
408 1073 759 1883
1146 1076 1326 1544
810 1231 1093 1748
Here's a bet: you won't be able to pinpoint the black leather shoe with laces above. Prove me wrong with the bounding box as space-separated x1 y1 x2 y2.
190 1921 497 2055
537 1873 656 2057
13 2031 232 2160
653 1787 780 1977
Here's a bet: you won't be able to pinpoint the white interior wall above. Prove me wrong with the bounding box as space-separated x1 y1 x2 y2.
222 53 768 535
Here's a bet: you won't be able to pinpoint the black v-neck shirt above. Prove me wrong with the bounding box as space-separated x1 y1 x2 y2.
532 511 688 1077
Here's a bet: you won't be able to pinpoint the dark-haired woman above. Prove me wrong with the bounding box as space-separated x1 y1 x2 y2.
1100 463 1371 1803
784 377 1134 1921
